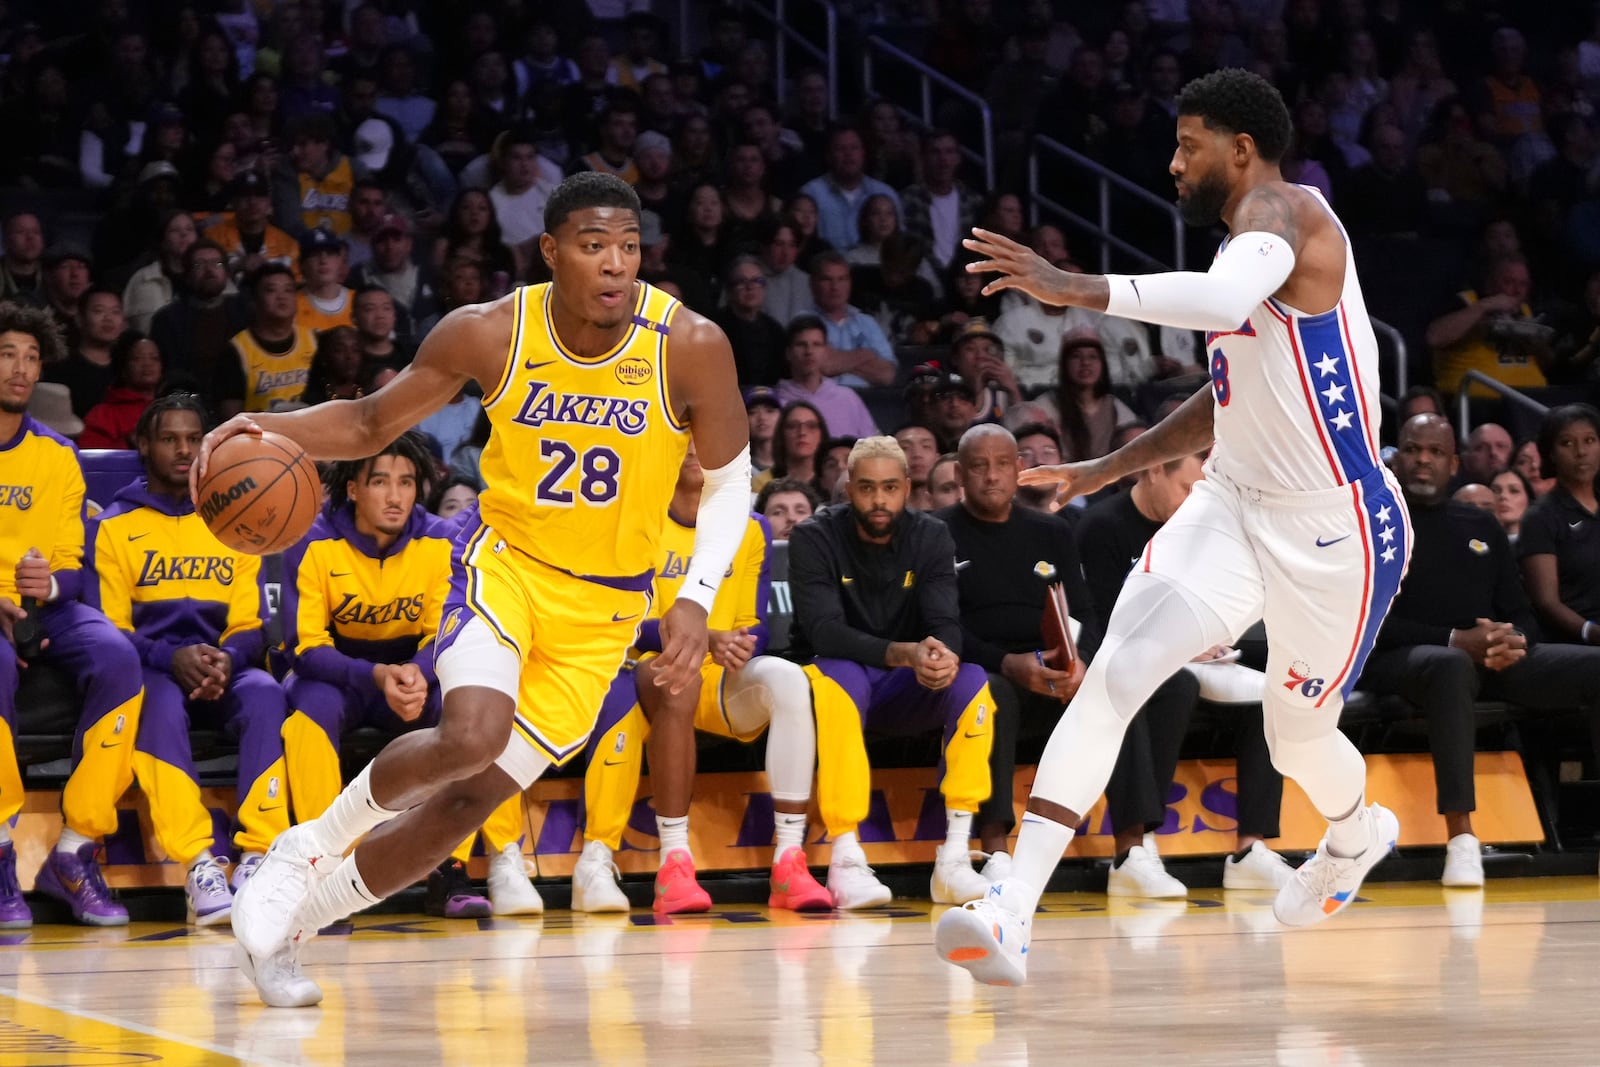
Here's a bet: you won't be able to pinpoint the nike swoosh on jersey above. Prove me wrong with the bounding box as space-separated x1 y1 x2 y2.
1315 534 1352 547
524 359 557 370
127 532 149 542
602 757 627 766
331 571 350 577
611 612 640 623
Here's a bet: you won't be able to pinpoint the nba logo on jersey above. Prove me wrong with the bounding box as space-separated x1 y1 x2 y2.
613 733 627 754
268 776 281 799
113 714 126 735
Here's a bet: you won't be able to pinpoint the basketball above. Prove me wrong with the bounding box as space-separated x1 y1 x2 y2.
194 431 321 555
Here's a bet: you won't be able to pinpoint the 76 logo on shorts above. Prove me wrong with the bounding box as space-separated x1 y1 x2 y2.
1283 660 1325 698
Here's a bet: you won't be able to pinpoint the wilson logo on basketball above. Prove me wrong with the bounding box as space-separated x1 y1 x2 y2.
615 357 653 386
199 476 258 523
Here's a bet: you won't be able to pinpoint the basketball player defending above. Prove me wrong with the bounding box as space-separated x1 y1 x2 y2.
193 173 752 1007
936 69 1411 986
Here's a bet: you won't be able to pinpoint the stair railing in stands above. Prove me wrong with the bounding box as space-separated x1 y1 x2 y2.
742 0 840 119
861 35 995 191
1455 370 1549 439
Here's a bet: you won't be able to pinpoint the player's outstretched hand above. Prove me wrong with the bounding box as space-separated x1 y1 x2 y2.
1017 459 1117 512
963 228 1075 303
655 600 710 695
190 414 264 500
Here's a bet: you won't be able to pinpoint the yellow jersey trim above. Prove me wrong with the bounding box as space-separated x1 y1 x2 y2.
655 295 690 432
482 289 525 410
542 283 645 366
462 522 520 654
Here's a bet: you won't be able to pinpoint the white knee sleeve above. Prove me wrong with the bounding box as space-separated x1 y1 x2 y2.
725 657 815 803
1261 692 1365 818
1031 572 1229 815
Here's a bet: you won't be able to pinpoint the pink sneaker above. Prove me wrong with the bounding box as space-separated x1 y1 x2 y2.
768 847 832 912
653 849 712 914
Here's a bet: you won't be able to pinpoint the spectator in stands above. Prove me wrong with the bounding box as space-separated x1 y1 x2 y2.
1402 385 1449 422
1491 468 1533 544
855 234 944 346
759 220 811 326
206 171 299 284
41 246 94 343
1520 405 1600 646
816 437 858 502
79 332 160 449
352 214 437 344
216 263 318 416
898 130 984 273
800 125 903 253
48 287 124 418
987 14 1058 147
757 477 821 541
574 100 641 183
927 452 961 509
273 113 358 239
430 475 479 520
121 212 199 335
434 188 518 290
86 392 290 923
787 69 832 161
0 302 145 928
788 436 995 906
489 130 563 253
1417 96 1507 220
179 27 242 139
448 409 491 489
416 386 481 471
938 248 1004 343
927 371 983 453
0 213 45 304
1476 27 1544 153
671 113 722 193
420 79 496 177
893 424 940 490
948 318 1022 425
722 141 783 247
1362 413 1600 886
342 181 389 273
353 287 410 374
844 195 942 297
783 193 832 271
279 433 539 917
1014 422 1065 512
150 240 248 394
1454 482 1495 511
742 101 815 199
1462 423 1514 486
744 386 782 475
1341 122 1430 240
1513 436 1555 498
775 315 878 442
753 400 829 495
859 98 919 190
376 46 436 145
667 183 736 296
631 130 679 223
927 0 1008 92
295 228 355 334
716 257 786 386
301 326 363 405
1012 331 1137 462
803 252 897 387
1428 254 1549 401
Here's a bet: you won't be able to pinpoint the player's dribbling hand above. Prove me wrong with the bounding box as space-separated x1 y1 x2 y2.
1017 459 1116 512
962 228 1078 304
654 600 710 695
190 414 264 500
709 627 757 672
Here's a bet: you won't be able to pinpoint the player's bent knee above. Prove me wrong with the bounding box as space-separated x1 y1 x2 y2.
436 690 517 775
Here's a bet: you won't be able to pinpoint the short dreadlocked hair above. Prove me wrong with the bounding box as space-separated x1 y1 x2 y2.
134 391 210 445
323 430 436 513
0 300 66 365
543 171 641 234
1177 67 1293 164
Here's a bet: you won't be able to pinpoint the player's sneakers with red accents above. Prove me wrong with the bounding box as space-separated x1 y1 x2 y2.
768 847 832 912
935 884 1032 987
1273 803 1398 927
653 848 712 914
232 823 335 959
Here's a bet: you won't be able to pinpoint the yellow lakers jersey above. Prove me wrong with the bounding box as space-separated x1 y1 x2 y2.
295 288 355 334
298 157 354 236
0 415 85 603
478 281 690 579
634 510 770 661
231 326 319 411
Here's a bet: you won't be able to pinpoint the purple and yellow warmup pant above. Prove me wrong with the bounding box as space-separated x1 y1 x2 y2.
133 664 289 863
802 660 996 839
0 601 142 839
282 674 523 862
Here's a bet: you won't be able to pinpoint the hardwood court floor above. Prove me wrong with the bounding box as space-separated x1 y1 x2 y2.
3 877 1598 1066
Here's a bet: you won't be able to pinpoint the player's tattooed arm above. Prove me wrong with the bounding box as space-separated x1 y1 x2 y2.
1231 183 1299 250
1100 382 1216 478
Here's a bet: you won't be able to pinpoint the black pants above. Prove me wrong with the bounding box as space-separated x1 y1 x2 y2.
1358 642 1600 814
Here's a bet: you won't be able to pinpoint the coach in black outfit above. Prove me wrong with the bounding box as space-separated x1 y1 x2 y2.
1359 414 1600 887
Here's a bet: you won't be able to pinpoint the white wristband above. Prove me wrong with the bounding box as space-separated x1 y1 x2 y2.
1105 231 1297 332
679 445 754 613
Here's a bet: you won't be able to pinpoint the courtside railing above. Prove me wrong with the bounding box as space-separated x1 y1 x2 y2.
1456 370 1548 436
862 35 995 190
744 0 840 119
1028 135 1186 273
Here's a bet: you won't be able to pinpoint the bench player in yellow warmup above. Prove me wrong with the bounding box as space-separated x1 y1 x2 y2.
200 172 751 1008
573 444 832 914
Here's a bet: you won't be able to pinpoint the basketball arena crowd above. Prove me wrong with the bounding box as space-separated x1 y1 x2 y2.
4 0 1600 928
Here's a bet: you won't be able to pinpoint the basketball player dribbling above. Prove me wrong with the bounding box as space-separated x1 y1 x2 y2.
936 69 1412 986
190 173 752 1007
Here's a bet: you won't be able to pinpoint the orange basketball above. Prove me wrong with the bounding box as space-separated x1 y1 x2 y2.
194 431 322 555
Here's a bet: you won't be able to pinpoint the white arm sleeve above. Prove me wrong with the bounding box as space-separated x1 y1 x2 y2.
679 445 755 613
1103 231 1297 332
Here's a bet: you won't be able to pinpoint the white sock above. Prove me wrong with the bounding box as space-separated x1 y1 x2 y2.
1325 799 1371 858
307 763 405 857
773 813 807 863
0 821 11 845
56 828 93 855
657 815 689 861
997 814 1077 918
830 830 864 862
187 849 215 871
300 852 382 934
944 809 973 852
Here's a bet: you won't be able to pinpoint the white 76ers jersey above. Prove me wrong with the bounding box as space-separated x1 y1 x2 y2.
1204 186 1383 494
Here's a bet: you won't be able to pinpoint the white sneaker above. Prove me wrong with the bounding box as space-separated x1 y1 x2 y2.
1273 803 1398 927
934 888 1031 986
234 940 323 1008
1441 833 1484 888
231 824 335 959
488 844 545 915
826 850 892 910
931 842 991 904
1107 845 1187 898
1223 841 1296 890
571 840 630 913
185 855 234 927
980 851 1012 883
